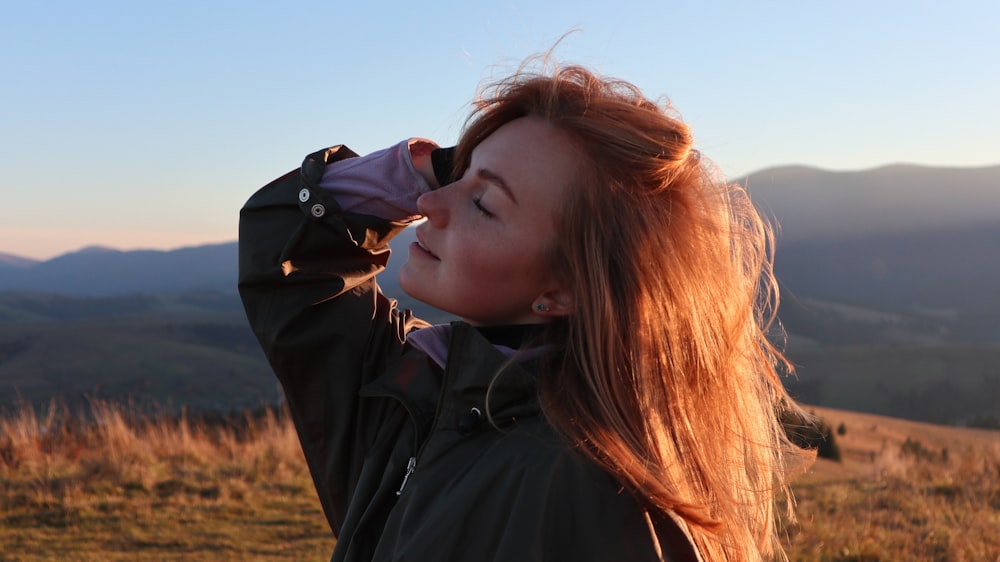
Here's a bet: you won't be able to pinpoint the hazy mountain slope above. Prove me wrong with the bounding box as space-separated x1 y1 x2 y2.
0 243 237 295
0 253 39 269
729 163 1000 344
0 292 276 413
738 163 1000 242
0 163 997 421
775 223 1000 343
783 345 1000 425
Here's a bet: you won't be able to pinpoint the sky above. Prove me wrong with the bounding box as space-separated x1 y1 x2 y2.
2 0 998 261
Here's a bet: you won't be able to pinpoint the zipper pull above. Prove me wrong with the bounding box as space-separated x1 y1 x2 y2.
396 456 417 496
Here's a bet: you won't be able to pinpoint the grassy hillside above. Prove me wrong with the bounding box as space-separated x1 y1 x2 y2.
0 319 277 413
783 345 1000 425
1 401 996 561
0 401 332 560
2 291 997 429
774 224 1000 345
781 406 1000 560
0 292 279 413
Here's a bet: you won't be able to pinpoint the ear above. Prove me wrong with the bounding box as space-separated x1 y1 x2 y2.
532 287 574 318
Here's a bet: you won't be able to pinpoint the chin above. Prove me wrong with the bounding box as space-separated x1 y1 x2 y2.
398 267 429 306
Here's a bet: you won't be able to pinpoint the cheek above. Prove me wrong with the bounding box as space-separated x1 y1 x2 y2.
450 238 501 280
457 236 549 287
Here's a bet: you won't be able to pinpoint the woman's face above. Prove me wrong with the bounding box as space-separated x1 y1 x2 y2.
398 116 579 325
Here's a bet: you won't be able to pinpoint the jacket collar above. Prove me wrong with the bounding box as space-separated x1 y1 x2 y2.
359 321 543 428
440 322 542 421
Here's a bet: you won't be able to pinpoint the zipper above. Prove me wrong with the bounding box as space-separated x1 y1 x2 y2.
393 359 454 498
396 456 417 496
390 328 469 499
359 357 430 499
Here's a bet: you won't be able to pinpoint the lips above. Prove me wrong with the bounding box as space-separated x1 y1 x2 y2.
413 229 440 260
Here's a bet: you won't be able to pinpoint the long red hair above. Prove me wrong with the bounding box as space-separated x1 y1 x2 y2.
453 63 810 561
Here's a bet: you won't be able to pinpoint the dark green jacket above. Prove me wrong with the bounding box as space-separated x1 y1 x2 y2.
238 146 701 561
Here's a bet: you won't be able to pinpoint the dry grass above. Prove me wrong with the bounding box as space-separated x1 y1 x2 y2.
0 400 332 561
780 407 1000 562
1 402 998 561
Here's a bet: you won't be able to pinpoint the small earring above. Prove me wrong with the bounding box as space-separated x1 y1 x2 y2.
535 303 549 313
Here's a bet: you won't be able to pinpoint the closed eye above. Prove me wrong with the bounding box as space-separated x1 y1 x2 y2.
473 196 495 218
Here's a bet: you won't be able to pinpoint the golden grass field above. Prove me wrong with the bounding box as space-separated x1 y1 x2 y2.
1 401 997 561
780 406 1000 561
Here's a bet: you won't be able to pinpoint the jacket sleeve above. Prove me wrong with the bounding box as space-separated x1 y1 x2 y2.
237 143 429 534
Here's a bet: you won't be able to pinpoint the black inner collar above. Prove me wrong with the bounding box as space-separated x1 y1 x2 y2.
474 324 545 349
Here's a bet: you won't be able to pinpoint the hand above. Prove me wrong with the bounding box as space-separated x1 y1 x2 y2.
408 138 440 189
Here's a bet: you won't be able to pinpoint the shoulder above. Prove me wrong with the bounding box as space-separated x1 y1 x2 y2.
487 425 694 561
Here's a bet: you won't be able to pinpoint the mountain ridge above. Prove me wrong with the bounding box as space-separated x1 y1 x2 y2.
4 162 997 265
1 163 997 422
0 253 40 269
738 162 1000 243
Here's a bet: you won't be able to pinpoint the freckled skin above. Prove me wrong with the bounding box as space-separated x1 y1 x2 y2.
398 117 580 326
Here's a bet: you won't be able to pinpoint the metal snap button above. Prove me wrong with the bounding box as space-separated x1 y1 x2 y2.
458 406 483 434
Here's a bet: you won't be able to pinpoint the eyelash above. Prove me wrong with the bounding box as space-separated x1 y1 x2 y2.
473 196 495 218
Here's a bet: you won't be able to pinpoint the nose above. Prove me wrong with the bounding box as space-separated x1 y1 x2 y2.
416 186 449 227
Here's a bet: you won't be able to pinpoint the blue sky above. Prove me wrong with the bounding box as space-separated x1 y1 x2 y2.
2 0 998 260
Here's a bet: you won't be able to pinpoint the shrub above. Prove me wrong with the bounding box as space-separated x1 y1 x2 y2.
967 414 1000 430
780 410 842 462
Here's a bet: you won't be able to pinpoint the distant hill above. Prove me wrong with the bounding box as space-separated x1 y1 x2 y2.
1 163 997 421
2 163 995 299
0 242 237 295
738 163 1000 242
0 292 277 413
732 163 1000 422
0 252 39 269
774 223 1000 344
733 163 1000 345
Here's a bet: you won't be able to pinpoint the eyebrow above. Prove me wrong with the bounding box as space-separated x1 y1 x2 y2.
477 168 518 205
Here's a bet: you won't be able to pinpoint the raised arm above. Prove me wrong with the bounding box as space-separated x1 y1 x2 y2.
237 139 436 533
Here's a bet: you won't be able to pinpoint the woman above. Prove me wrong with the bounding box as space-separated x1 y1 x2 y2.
239 62 810 561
